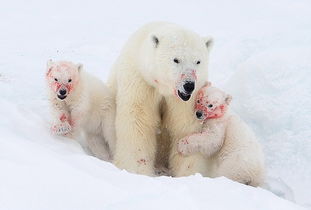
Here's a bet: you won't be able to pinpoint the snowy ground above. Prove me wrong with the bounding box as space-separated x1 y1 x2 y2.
0 0 310 209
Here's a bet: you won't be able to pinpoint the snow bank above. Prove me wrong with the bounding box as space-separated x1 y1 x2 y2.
224 37 311 208
0 101 305 210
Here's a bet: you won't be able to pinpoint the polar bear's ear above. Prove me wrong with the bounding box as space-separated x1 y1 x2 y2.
202 81 211 89
204 37 214 51
47 59 53 67
225 94 232 105
77 63 83 72
151 35 159 48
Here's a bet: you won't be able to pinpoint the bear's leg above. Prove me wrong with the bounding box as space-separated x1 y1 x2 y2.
101 105 116 159
113 93 159 176
178 123 226 158
213 154 264 187
86 132 111 161
50 100 72 136
113 110 157 175
170 140 209 177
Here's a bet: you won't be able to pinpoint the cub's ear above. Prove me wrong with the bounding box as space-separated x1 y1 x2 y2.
151 35 159 48
47 59 53 67
77 63 83 72
201 81 211 90
204 36 214 51
225 94 232 105
204 81 212 87
197 89 204 99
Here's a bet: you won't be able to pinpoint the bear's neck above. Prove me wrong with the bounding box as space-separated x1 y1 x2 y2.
162 93 202 140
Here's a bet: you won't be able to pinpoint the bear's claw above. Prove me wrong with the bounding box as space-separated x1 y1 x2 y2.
52 122 72 136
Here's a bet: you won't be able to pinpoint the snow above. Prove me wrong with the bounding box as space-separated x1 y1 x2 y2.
0 0 310 209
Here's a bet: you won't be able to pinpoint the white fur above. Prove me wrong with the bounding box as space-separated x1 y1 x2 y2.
108 22 213 175
175 86 265 186
162 95 209 177
47 61 116 161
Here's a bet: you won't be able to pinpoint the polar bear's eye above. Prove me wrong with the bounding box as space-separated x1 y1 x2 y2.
54 78 58 82
196 60 201 65
173 58 180 64
208 104 213 108
68 79 72 82
197 100 200 103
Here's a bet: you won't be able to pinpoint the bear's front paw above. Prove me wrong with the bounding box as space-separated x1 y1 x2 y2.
51 122 72 136
177 137 193 156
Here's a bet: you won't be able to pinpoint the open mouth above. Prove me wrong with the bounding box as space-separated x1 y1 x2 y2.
57 95 67 100
177 90 191 101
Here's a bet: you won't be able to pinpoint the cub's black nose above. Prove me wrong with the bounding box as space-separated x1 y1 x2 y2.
59 89 67 96
183 81 195 94
196 111 203 119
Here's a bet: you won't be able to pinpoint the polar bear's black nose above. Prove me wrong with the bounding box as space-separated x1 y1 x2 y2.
196 111 203 119
59 89 67 96
183 81 195 94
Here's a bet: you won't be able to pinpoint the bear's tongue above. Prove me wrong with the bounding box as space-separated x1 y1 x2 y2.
177 90 191 101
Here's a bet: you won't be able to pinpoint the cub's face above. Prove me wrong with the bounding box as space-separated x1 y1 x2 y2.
46 60 81 100
142 29 213 101
195 84 232 121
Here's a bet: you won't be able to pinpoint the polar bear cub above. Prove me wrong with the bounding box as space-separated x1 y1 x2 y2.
46 60 116 161
178 83 265 186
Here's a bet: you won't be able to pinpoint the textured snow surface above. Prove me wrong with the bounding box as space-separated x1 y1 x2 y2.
0 0 310 209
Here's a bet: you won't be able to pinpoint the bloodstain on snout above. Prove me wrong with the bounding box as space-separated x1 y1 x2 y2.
191 70 197 81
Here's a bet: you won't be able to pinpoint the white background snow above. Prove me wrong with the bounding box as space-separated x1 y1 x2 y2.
0 0 310 209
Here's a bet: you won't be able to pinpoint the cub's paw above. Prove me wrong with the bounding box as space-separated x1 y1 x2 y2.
51 122 71 136
177 137 193 156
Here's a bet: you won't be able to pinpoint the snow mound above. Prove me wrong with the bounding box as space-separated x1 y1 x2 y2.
225 47 311 206
0 101 306 210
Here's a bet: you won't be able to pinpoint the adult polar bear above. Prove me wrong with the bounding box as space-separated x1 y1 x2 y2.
108 22 213 175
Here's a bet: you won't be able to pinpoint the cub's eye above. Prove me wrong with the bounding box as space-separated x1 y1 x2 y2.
208 104 213 108
68 79 72 82
196 60 201 65
54 78 58 82
197 100 200 103
173 58 180 64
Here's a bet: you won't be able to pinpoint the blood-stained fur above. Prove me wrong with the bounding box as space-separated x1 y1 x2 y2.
46 60 116 161
177 84 265 186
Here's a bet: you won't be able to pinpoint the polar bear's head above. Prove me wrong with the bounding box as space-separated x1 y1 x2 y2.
46 60 82 100
140 24 213 101
194 83 232 120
